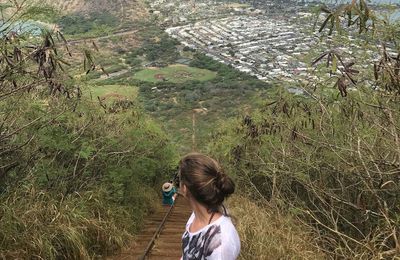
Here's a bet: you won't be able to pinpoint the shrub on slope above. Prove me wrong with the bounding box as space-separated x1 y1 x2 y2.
0 7 177 258
209 90 400 258
0 93 177 259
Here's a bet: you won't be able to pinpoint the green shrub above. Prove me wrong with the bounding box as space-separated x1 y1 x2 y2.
208 90 400 258
0 7 177 259
23 5 60 23
0 93 178 258
58 13 118 36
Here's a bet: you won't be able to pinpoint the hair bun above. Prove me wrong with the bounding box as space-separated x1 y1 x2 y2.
178 152 236 211
216 171 235 197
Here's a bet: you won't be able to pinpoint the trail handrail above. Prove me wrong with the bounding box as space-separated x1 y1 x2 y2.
138 195 179 260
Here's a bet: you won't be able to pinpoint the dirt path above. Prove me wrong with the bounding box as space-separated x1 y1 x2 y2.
108 196 191 260
67 29 140 45
99 69 130 80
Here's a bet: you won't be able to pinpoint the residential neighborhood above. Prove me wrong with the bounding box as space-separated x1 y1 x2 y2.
153 0 398 83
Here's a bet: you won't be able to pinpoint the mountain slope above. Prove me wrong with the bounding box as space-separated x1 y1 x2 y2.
38 0 149 21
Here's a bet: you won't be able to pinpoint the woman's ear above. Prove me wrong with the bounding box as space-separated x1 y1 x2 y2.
181 183 189 198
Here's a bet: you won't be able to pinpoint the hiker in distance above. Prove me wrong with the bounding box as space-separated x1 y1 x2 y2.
162 181 177 206
178 152 240 260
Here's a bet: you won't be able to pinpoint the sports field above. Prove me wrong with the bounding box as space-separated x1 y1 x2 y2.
88 85 138 104
133 64 216 83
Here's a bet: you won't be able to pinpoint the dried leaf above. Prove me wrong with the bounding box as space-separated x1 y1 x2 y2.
337 77 348 97
58 58 71 66
321 6 331 14
347 11 352 27
380 181 395 189
329 17 335 35
312 52 328 66
100 66 109 77
58 31 68 45
347 68 359 74
319 14 333 33
346 72 357 85
58 63 65 72
92 42 99 52
327 53 331 68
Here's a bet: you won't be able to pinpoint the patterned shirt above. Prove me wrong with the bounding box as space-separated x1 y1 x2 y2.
182 212 240 260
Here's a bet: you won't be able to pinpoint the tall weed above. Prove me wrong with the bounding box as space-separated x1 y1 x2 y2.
227 195 324 260
210 90 400 258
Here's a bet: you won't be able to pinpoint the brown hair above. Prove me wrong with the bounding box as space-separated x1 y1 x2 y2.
179 153 235 213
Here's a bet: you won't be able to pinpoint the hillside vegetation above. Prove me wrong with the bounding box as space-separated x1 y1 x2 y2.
38 0 148 21
0 3 177 258
208 2 400 258
1 0 399 259
210 89 400 258
17 0 149 39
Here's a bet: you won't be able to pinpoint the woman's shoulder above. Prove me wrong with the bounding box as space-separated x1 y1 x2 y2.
205 216 240 260
219 216 240 243
201 215 239 240
219 215 235 225
219 216 241 256
219 216 238 231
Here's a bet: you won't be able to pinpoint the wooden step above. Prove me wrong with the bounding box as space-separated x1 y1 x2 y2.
150 249 182 260
109 195 191 259
154 241 182 248
148 256 179 260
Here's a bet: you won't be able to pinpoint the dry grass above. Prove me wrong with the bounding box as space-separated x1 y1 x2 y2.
227 195 326 260
0 184 138 259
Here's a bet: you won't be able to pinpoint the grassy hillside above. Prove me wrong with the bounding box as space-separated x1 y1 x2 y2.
209 88 400 258
38 0 148 21
0 14 178 258
206 3 400 257
19 0 149 39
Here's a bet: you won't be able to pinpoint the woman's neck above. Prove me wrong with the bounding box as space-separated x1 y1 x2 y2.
191 201 210 223
188 199 222 233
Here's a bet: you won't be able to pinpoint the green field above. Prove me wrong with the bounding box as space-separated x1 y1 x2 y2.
87 85 138 104
133 64 217 83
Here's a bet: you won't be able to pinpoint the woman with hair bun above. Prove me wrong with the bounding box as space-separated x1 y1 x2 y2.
178 153 240 260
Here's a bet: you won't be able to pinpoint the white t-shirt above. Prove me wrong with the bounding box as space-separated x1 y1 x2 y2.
181 212 240 260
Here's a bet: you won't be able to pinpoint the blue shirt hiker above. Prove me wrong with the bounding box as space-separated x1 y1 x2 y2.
162 182 177 206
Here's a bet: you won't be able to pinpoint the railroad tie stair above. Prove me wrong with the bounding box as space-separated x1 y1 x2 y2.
109 195 191 260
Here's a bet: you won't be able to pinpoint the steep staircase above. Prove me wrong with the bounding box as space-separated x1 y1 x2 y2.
109 195 192 260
